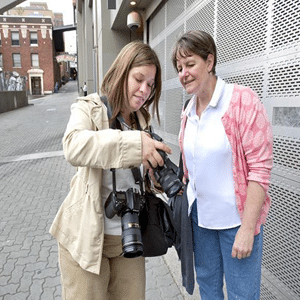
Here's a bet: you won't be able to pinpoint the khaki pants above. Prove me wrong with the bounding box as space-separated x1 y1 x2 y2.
58 235 145 300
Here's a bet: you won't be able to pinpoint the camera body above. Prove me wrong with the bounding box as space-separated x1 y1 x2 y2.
105 188 144 258
150 133 183 198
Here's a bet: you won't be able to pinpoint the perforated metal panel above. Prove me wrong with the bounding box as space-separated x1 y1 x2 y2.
166 0 185 27
223 68 264 99
271 0 300 51
267 58 300 98
273 136 300 172
166 25 184 80
264 179 300 299
217 0 268 64
165 87 183 135
148 0 300 299
149 6 165 41
186 0 215 35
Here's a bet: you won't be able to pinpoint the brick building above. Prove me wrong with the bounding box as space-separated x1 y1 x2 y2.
0 15 59 95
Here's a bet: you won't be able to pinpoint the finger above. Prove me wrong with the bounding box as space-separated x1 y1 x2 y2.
153 150 164 167
147 156 158 169
231 248 237 259
246 251 252 258
142 159 151 170
237 251 243 260
155 141 172 154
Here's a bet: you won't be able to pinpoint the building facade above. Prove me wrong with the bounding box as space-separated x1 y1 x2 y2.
0 15 57 94
8 2 64 28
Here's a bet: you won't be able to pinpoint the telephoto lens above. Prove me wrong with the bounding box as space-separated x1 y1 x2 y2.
121 212 143 258
121 189 143 258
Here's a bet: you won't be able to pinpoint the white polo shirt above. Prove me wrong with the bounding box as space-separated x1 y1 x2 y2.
184 77 241 229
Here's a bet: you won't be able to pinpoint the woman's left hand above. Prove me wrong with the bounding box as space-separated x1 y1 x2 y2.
231 226 254 259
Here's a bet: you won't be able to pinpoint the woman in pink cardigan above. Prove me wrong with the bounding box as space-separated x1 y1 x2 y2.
172 31 273 299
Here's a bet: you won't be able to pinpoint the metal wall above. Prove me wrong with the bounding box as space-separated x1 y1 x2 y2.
148 0 300 299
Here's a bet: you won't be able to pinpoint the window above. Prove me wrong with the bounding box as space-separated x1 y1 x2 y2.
11 32 20 46
12 53 21 67
0 33 1 46
31 53 39 67
30 32 38 45
0 54 3 67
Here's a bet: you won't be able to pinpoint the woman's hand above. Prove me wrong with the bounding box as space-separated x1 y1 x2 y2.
231 226 254 259
231 181 265 259
141 131 172 170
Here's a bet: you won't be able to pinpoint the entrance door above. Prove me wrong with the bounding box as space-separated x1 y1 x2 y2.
31 77 41 95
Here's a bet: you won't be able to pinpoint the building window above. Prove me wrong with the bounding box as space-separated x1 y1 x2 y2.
0 54 3 67
30 32 38 45
31 53 39 67
12 53 21 67
12 32 20 46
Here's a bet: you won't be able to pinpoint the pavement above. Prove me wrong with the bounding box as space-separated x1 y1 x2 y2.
0 81 199 300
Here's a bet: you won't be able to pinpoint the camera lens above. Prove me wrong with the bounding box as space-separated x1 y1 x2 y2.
158 169 182 198
153 150 183 198
121 212 143 258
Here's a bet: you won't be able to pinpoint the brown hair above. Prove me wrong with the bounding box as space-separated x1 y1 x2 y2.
172 31 217 75
101 41 162 125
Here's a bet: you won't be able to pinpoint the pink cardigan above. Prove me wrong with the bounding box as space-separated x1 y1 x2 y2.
178 85 273 235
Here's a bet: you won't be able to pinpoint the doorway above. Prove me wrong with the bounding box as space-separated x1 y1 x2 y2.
31 77 41 95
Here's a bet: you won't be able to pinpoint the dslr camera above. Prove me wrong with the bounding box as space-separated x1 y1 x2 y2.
105 186 144 258
149 132 183 198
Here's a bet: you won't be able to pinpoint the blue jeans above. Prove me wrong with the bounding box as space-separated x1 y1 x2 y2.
191 201 263 300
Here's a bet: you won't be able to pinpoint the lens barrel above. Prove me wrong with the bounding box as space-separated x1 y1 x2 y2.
121 212 143 258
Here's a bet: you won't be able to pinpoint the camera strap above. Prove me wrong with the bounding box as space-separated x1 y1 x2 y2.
100 96 144 196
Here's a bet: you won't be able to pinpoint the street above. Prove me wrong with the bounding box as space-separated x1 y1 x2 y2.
0 81 184 300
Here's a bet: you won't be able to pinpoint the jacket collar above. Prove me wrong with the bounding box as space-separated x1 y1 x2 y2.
77 93 147 130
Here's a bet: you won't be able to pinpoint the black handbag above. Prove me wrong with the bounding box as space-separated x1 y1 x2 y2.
140 191 176 257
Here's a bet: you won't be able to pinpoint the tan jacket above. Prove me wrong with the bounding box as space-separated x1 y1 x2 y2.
49 93 147 274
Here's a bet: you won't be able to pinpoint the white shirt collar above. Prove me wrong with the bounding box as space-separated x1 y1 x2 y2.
186 77 226 117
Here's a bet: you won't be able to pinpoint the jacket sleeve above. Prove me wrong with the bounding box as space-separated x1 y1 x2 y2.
63 100 142 169
239 88 273 192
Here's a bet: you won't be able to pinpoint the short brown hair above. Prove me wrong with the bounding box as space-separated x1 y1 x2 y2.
101 41 162 125
172 31 217 75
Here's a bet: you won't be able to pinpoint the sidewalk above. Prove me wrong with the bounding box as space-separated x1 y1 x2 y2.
0 81 197 300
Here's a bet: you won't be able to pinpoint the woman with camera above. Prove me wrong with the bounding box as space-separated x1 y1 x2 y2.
49 41 171 300
172 31 273 299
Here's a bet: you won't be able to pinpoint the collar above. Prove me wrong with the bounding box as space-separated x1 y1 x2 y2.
186 77 226 118
209 77 225 108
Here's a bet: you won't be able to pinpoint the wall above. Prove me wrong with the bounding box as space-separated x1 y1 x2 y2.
0 90 28 113
146 0 300 299
76 0 131 95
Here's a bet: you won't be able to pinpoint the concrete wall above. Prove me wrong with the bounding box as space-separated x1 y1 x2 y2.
0 91 28 113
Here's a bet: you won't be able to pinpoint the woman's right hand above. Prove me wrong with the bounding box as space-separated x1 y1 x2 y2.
141 131 172 170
